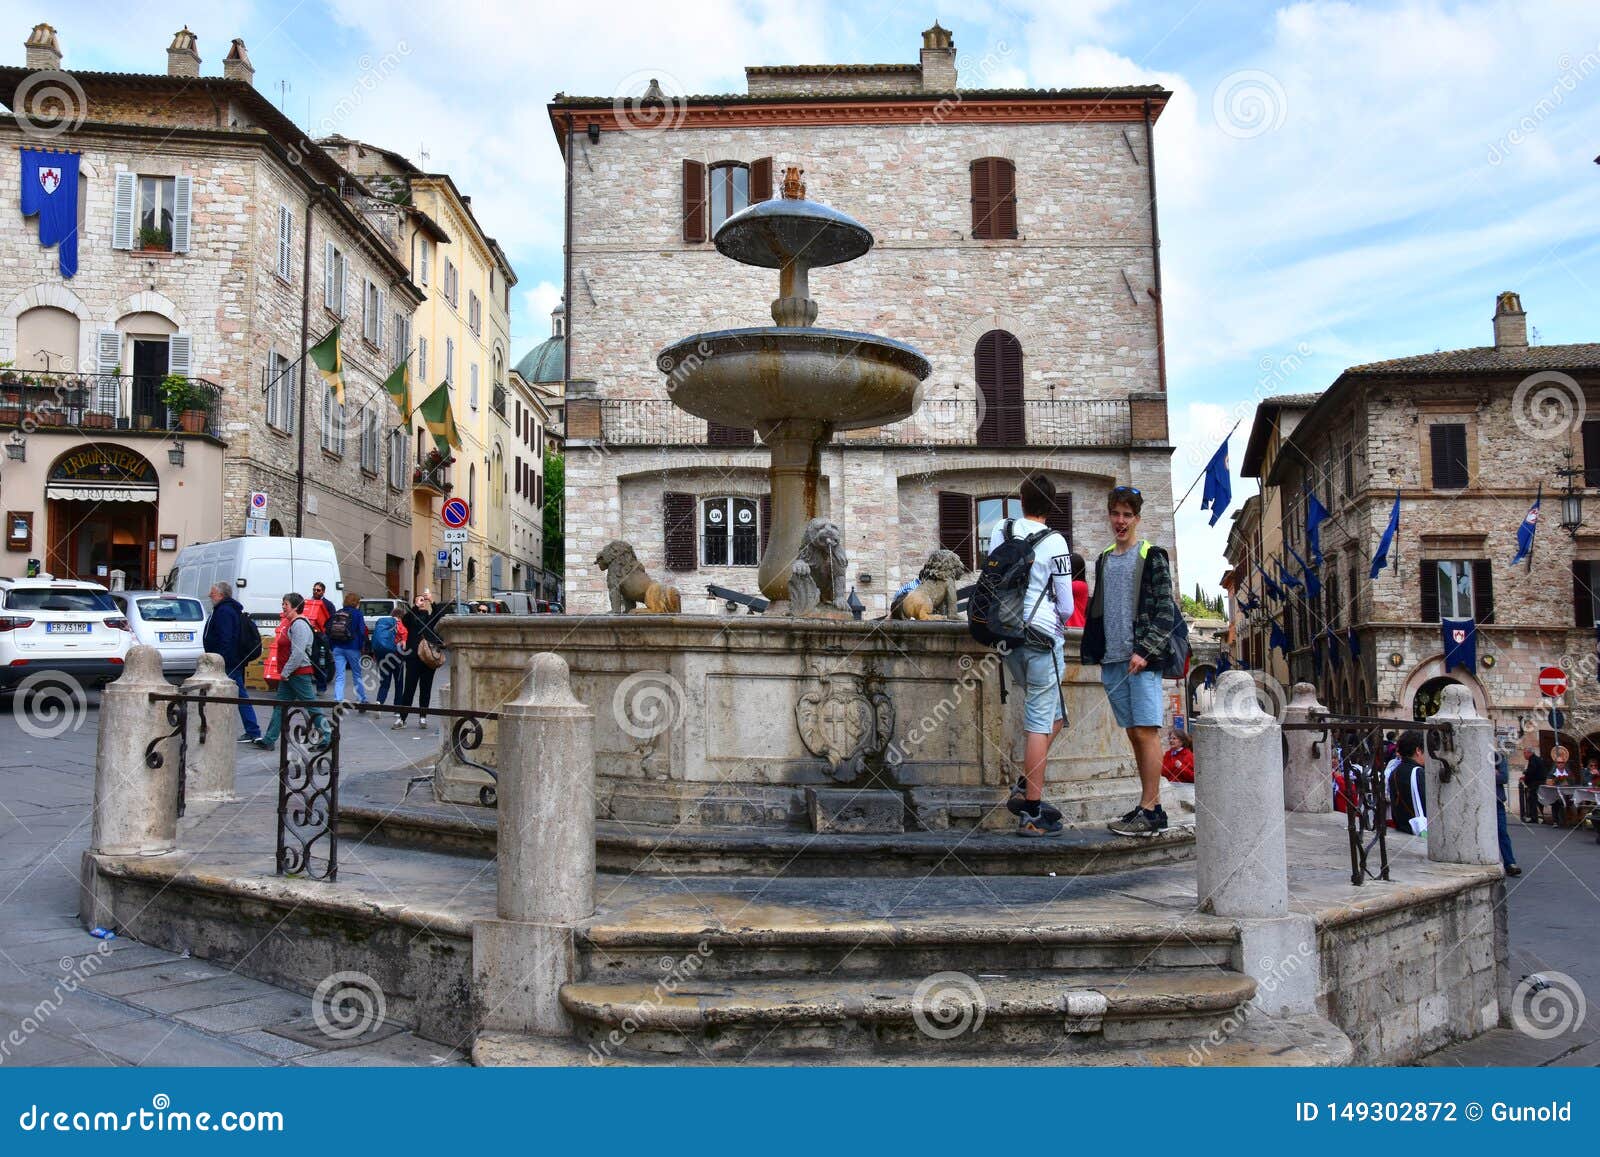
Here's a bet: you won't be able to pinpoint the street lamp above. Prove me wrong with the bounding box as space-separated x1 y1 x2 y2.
1557 448 1584 537
167 442 185 467
5 431 24 462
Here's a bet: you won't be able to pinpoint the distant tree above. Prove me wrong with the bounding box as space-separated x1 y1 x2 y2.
543 451 564 581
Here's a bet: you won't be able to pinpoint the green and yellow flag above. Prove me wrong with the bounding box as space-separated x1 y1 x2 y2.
308 325 344 406
417 381 461 457
381 356 411 418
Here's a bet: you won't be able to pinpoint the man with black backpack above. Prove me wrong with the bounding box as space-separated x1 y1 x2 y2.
969 474 1074 837
204 581 262 743
1080 485 1180 837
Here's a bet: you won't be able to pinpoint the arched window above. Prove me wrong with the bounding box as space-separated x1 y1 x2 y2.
700 496 759 567
974 329 1023 445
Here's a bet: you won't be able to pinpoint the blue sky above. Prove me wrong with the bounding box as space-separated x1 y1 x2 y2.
14 0 1600 589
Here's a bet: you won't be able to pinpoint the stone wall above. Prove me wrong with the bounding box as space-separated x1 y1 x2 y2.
1318 879 1506 1063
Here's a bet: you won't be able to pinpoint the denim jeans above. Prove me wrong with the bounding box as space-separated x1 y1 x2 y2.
373 652 403 705
331 645 368 702
230 665 260 739
260 673 329 745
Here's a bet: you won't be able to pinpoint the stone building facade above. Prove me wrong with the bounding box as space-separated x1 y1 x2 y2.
551 24 1175 615
0 25 421 596
1260 292 1600 755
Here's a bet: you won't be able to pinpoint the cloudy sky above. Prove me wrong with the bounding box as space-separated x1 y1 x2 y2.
15 0 1600 589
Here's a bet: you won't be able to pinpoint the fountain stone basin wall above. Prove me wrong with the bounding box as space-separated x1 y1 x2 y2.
435 615 1142 831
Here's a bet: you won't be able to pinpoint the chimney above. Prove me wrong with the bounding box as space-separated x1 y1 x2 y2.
223 38 254 85
25 23 61 70
1493 291 1528 350
920 21 957 91
167 26 200 78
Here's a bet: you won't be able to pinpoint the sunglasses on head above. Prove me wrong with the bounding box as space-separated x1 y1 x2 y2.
1112 485 1142 497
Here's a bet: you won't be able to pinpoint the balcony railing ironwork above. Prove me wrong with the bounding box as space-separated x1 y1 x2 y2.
0 371 223 437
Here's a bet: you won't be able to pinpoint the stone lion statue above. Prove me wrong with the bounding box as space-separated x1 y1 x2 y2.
595 540 682 614
788 518 847 617
891 548 965 620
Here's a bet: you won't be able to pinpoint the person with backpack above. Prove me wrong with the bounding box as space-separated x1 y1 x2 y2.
968 474 1074 837
204 581 262 743
304 582 337 693
369 611 407 706
253 593 331 749
1080 484 1180 838
1386 730 1427 835
328 591 369 704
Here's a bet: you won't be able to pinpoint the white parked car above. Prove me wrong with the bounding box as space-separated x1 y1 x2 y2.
0 576 132 690
111 590 208 678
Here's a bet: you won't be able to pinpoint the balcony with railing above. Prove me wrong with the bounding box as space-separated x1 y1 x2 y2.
0 371 224 438
581 397 1137 449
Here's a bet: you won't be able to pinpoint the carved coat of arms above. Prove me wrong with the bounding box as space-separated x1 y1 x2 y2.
795 671 894 779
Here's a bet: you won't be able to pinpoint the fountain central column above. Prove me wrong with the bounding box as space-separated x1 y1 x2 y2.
756 417 831 602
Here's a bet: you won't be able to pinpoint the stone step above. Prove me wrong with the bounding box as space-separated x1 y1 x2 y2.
338 790 1195 877
559 970 1263 1061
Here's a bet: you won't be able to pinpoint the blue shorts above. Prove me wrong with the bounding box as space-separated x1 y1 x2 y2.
1100 660 1163 729
1004 638 1066 734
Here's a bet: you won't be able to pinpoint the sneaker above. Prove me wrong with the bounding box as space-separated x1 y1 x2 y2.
1506 864 1523 877
1114 804 1142 826
392 717 406 729
1006 776 1063 822
251 738 272 750
238 734 260 744
1108 806 1168 838
417 716 428 729
1018 813 1064 837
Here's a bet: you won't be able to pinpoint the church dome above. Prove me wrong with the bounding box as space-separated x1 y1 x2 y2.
515 301 565 383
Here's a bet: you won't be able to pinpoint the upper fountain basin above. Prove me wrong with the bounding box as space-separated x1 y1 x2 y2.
657 327 931 431
715 197 873 269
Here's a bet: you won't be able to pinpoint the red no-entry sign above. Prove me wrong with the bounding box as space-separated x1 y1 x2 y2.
1538 666 1568 697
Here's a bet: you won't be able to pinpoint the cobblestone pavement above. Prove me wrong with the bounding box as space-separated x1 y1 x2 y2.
2 687 1596 1067
0 687 468 1067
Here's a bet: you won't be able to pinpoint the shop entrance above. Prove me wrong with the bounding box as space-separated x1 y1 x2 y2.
44 444 160 586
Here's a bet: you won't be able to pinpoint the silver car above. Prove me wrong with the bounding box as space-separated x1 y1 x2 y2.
111 590 208 677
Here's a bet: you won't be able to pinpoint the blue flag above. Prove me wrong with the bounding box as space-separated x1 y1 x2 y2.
1269 618 1289 655
1510 492 1540 567
1288 543 1321 598
1201 437 1232 526
1370 492 1401 580
19 148 79 278
1216 650 1232 674
1306 489 1330 566
1441 616 1476 674
1239 588 1261 614
1255 563 1282 602
1328 626 1343 670
1347 627 1360 657
1276 558 1303 592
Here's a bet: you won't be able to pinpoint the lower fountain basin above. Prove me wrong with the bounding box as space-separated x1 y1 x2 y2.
658 328 931 431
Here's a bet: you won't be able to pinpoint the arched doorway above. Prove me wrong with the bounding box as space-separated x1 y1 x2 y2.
1411 675 1460 722
45 443 158 586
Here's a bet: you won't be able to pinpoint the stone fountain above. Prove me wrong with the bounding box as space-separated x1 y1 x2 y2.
656 167 930 612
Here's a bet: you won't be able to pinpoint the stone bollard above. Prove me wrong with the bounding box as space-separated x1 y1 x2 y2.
89 645 180 857
1282 682 1333 813
181 654 240 803
473 653 596 1037
1193 670 1289 917
1425 685 1499 866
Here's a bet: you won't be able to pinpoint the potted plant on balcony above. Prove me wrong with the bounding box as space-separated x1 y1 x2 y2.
158 373 211 433
138 225 172 252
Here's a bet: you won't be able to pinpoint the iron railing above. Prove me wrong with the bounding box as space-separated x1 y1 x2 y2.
1282 713 1456 886
149 689 499 883
593 398 1133 448
0 371 224 437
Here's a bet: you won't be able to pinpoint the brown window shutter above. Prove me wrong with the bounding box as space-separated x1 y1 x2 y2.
707 421 754 446
1471 559 1494 624
750 157 773 203
1420 562 1440 623
663 491 697 571
975 330 1023 444
994 158 1018 239
682 159 707 243
1429 423 1468 488
970 158 993 239
1584 421 1600 487
938 491 975 572
1575 561 1595 628
759 493 771 554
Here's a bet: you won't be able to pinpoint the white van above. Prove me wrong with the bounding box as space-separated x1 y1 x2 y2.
164 537 343 628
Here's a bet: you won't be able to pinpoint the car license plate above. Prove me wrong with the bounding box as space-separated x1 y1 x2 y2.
45 622 89 634
160 632 194 643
